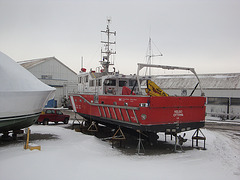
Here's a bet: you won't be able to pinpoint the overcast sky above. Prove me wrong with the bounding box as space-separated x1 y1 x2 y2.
0 0 239 75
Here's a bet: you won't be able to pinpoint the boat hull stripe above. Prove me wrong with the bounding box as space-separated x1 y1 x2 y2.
70 96 77 112
0 112 41 121
76 112 205 133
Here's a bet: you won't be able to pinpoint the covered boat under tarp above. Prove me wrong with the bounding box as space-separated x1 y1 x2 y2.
0 51 55 133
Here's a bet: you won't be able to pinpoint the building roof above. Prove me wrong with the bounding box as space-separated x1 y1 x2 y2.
153 73 240 89
18 57 77 75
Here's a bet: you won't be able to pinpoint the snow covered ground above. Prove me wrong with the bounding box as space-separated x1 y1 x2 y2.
0 124 239 180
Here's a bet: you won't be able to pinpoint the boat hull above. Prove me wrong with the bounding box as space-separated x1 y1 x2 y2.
0 51 56 133
0 90 55 133
0 113 40 132
70 94 206 133
76 112 204 133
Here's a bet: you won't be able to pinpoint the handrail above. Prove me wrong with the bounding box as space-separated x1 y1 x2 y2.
76 94 140 110
136 63 205 96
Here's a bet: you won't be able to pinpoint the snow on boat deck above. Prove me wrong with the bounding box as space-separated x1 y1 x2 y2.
0 124 239 180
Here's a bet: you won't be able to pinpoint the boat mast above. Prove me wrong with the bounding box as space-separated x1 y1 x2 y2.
146 38 152 75
100 18 116 74
145 37 163 76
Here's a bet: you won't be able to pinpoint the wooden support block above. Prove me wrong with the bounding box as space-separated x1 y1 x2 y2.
28 144 41 151
192 136 206 140
24 128 41 151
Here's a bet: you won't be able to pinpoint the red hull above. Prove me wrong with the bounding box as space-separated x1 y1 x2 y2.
69 94 206 133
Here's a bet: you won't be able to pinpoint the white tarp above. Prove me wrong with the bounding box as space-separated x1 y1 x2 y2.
0 51 55 92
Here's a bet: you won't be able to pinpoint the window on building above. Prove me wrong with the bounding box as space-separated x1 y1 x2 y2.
207 97 229 105
231 98 240 105
41 75 52 79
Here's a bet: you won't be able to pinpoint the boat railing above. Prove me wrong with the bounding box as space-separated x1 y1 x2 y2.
74 94 140 124
136 63 205 96
76 94 139 110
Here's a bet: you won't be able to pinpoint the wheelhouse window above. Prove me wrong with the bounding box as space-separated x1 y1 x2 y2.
119 80 127 87
129 79 138 86
89 80 95 87
97 79 102 86
78 77 82 83
85 75 88 83
104 79 116 86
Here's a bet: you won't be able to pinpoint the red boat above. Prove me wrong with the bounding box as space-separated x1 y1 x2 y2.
69 19 206 139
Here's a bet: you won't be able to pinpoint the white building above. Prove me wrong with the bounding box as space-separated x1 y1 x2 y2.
18 57 78 107
153 73 240 120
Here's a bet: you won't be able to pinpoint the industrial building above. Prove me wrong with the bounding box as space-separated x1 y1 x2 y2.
153 73 240 120
18 57 78 107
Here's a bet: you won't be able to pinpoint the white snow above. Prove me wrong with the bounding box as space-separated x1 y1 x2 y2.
0 124 239 180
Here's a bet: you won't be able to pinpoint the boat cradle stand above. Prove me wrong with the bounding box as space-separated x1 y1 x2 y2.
165 129 182 152
87 121 98 132
72 112 84 131
111 126 126 148
136 130 146 155
165 129 178 141
24 128 41 151
192 128 206 150
72 112 99 134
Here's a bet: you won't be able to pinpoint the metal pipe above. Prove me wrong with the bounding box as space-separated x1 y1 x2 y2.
136 63 205 96
76 94 139 110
